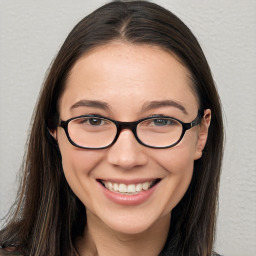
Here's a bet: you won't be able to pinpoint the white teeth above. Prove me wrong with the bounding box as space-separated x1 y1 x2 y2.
135 183 142 192
127 184 136 193
142 182 150 190
107 182 113 190
102 180 155 194
113 183 119 192
119 184 126 193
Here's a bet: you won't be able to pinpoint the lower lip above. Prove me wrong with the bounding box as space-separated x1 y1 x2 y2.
98 181 159 206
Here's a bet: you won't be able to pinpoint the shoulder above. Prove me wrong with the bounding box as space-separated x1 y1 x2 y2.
0 248 23 256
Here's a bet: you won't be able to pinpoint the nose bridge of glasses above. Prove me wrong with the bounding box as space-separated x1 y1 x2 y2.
112 118 155 149
116 120 138 134
113 121 140 145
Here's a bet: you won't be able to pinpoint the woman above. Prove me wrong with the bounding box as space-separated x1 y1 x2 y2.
0 1 224 255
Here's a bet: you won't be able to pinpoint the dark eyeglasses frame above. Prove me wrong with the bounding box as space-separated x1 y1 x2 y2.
59 110 204 149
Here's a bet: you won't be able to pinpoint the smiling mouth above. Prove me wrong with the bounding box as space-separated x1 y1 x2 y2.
98 179 161 195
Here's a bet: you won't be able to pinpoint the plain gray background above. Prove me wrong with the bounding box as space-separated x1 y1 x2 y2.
0 1 256 255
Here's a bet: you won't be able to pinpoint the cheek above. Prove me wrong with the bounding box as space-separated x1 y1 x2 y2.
61 149 101 176
150 136 197 212
57 132 104 192
155 135 197 174
159 145 195 195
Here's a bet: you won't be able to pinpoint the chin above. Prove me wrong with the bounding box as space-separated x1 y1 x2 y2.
108 221 155 235
98 210 168 236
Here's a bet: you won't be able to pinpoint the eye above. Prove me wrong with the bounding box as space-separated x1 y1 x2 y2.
153 119 169 126
152 118 176 126
88 118 104 126
78 117 106 126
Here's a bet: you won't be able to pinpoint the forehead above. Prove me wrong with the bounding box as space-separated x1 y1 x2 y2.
59 42 199 117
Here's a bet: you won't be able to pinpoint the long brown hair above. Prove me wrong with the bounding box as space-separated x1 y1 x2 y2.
0 1 224 255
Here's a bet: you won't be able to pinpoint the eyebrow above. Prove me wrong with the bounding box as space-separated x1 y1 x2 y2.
141 100 188 114
70 99 111 111
70 99 188 115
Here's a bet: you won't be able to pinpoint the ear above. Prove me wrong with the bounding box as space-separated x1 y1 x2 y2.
194 109 211 160
47 128 58 141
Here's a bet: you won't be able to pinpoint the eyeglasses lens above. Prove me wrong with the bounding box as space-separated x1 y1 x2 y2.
67 116 183 149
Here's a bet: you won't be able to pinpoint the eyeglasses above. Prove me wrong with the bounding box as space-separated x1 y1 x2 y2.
59 110 204 149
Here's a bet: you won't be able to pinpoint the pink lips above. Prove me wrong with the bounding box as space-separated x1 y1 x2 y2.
98 179 160 206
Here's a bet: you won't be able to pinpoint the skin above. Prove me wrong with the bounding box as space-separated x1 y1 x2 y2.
53 42 211 256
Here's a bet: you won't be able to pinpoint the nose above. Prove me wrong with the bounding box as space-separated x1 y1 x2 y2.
107 129 148 170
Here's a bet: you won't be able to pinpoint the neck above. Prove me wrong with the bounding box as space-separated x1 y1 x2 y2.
76 210 171 256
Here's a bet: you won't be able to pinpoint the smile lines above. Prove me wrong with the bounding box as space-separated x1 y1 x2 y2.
100 179 160 195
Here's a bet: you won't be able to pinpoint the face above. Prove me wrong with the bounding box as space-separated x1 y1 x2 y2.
54 42 210 235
